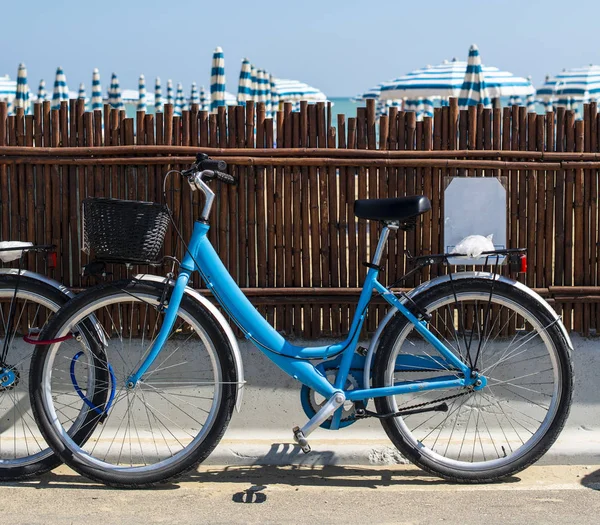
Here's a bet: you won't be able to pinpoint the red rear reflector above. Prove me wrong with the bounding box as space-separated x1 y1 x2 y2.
520 255 527 273
47 252 57 269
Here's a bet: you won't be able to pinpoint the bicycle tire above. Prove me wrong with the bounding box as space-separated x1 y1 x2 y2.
373 277 573 483
30 279 237 487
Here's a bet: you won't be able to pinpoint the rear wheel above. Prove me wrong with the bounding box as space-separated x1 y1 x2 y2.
30 280 237 487
373 277 573 483
0 274 69 480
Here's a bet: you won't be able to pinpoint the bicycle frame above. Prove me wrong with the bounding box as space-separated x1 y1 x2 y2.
126 219 479 430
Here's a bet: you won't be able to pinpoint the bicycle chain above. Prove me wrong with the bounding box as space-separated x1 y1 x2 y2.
358 385 474 419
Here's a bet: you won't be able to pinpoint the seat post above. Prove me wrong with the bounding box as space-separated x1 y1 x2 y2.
371 222 398 267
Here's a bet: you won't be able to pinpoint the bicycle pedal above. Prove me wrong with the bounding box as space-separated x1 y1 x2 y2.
292 426 311 453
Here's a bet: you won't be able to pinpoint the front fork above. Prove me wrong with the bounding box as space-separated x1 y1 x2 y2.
125 269 191 388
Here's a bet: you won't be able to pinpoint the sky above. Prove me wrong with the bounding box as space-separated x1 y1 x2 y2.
2 0 600 97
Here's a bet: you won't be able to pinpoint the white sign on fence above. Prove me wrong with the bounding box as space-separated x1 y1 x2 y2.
444 177 507 266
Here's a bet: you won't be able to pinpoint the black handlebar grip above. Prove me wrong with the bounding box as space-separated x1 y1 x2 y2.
214 171 237 185
201 159 227 171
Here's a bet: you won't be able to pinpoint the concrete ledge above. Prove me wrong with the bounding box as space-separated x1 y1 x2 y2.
205 429 600 466
210 334 600 466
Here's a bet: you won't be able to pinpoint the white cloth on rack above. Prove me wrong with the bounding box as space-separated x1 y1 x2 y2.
0 241 33 262
451 234 494 258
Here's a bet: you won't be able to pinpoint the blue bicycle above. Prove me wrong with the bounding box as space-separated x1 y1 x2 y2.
30 154 573 487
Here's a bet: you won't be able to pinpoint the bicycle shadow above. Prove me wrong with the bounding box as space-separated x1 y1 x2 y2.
0 470 179 492
182 442 521 488
0 442 522 491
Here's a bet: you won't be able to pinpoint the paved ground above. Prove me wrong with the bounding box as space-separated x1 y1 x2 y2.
2 464 600 524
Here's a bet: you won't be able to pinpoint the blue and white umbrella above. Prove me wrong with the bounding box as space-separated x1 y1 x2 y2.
376 98 402 117
237 58 252 105
416 98 425 121
458 45 491 109
273 78 327 103
537 65 600 104
423 98 435 119
154 77 163 112
37 79 47 102
137 74 147 112
91 68 103 110
108 72 124 110
250 65 258 102
14 63 30 115
166 79 174 106
199 85 209 111
189 81 200 106
270 74 279 114
174 82 185 116
509 95 522 106
380 56 533 101
404 99 416 114
77 82 87 110
210 46 226 112
257 69 270 114
51 66 69 110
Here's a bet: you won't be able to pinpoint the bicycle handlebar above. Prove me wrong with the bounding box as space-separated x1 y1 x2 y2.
182 155 236 186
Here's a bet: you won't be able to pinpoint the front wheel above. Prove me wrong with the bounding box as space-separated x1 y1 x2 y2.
373 277 573 483
30 279 237 487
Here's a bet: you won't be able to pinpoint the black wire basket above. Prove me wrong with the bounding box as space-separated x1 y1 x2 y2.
82 198 170 264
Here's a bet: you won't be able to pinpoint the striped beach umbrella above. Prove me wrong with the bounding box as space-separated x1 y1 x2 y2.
257 69 271 114
537 66 600 118
509 95 522 106
137 74 147 112
51 66 69 110
189 81 200 106
270 74 279 114
380 57 533 101
210 46 226 112
77 82 87 110
14 63 30 115
423 98 435 119
37 79 47 102
273 78 327 103
458 45 491 109
174 82 184 116
166 79 174 106
525 76 536 112
91 68 102 110
111 73 124 110
537 65 600 104
199 85 209 111
250 65 258 102
237 58 252 105
154 77 163 112
416 98 425 121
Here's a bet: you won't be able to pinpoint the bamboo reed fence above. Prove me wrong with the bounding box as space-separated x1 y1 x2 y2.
1 97 600 338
